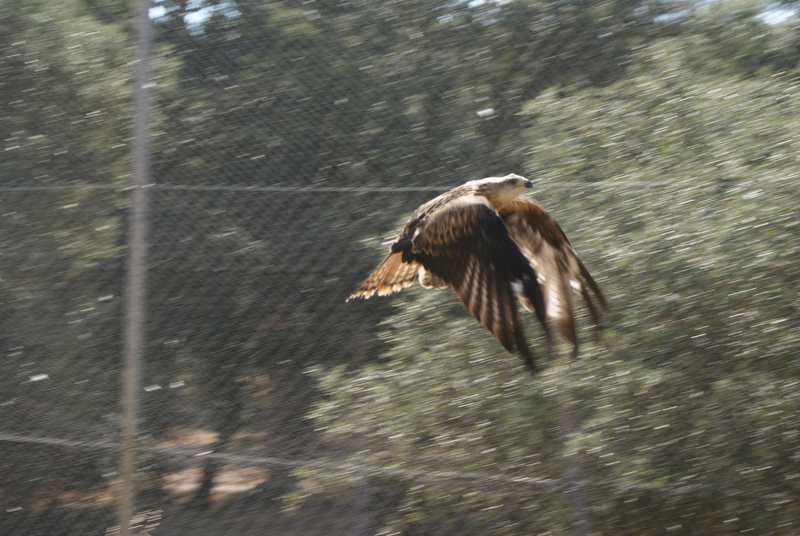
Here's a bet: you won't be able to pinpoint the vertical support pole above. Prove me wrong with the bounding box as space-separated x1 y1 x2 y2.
557 364 590 536
118 1 153 534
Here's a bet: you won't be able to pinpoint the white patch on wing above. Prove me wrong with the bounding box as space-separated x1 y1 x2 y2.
511 278 535 312
509 280 523 294
548 280 562 319
533 244 570 325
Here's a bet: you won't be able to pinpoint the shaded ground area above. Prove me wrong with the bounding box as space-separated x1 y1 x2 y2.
0 426 379 536
1 489 369 536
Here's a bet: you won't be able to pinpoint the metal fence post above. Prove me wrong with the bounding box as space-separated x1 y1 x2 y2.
118 0 153 534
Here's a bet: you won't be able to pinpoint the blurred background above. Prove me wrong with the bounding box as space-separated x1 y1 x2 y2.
1 0 799 534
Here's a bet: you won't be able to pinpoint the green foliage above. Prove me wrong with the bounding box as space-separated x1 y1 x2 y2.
0 0 130 431
301 36 800 535
686 0 772 76
2 0 800 532
0 0 131 186
134 0 671 468
0 0 132 523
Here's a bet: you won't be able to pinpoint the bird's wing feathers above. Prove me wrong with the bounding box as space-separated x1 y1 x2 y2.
500 199 608 347
409 195 547 371
409 195 492 252
346 193 466 301
348 180 607 372
346 252 421 300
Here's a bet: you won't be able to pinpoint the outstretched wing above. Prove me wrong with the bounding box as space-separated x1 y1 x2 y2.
499 199 608 351
402 195 548 372
347 189 459 300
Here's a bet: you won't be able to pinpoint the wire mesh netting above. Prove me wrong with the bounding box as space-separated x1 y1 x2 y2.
1 0 800 535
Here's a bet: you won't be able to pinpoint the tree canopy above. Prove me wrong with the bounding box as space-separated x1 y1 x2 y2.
0 0 798 534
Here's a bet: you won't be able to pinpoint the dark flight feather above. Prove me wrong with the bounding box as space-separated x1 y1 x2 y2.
499 199 609 356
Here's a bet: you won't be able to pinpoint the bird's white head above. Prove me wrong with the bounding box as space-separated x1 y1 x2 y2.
466 173 533 208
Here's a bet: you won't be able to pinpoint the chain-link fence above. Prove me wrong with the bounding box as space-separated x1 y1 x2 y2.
2 0 800 535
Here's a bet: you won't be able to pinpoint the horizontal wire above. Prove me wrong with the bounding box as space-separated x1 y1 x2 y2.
2 431 798 503
0 178 795 193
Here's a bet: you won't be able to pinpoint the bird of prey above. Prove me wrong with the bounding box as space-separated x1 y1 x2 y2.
347 174 607 373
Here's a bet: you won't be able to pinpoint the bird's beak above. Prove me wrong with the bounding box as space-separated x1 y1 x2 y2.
524 180 533 188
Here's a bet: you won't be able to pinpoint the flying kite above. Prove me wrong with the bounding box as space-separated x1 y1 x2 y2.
347 174 607 373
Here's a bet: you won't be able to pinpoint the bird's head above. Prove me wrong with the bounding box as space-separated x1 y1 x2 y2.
466 173 533 208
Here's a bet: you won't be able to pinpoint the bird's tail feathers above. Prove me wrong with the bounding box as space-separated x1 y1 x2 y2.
346 252 419 301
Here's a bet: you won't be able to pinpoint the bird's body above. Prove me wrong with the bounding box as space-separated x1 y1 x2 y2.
347 174 607 373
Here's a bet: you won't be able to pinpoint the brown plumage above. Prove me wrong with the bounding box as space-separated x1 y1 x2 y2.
347 174 608 373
